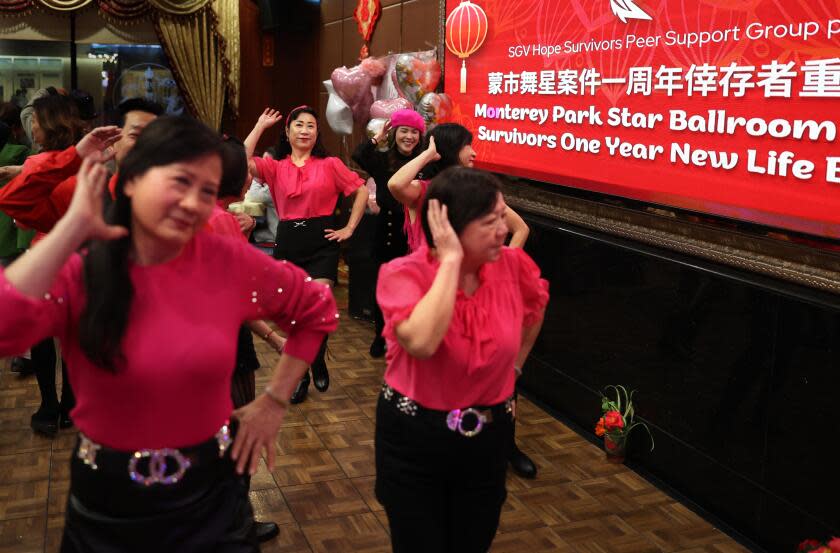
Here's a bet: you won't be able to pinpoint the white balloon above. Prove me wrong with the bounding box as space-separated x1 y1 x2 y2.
323 79 353 135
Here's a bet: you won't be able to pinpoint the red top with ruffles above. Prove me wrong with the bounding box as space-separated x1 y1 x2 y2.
0 231 338 450
0 146 119 235
376 245 549 410
251 156 363 221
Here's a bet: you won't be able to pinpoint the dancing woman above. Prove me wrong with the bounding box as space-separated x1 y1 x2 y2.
245 106 366 403
375 167 548 552
351 108 425 357
0 117 337 552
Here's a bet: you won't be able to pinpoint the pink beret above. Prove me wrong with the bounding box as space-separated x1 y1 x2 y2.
389 109 425 134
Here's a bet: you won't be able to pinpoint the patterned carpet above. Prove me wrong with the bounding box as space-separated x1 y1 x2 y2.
0 282 752 552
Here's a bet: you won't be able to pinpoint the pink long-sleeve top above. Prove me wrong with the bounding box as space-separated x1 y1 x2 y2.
251 156 363 221
403 179 429 253
0 231 338 450
376 245 549 410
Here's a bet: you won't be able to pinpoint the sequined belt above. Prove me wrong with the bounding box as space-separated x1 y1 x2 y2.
381 383 514 438
75 422 233 486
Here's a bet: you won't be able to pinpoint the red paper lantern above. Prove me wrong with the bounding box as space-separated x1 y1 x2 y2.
445 0 488 93
354 0 382 59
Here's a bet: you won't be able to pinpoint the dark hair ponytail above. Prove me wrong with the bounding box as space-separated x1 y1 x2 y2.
78 116 226 372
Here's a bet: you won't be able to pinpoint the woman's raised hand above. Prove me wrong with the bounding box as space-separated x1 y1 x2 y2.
373 120 391 145
424 135 441 163
427 199 462 263
66 158 128 242
257 108 283 129
75 126 122 161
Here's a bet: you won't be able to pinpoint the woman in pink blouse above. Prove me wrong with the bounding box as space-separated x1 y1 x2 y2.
375 167 549 553
0 117 337 552
245 106 367 403
389 123 542 480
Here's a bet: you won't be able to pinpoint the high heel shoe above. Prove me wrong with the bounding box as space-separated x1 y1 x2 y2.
311 358 329 393
289 372 310 404
369 336 386 358
30 409 58 438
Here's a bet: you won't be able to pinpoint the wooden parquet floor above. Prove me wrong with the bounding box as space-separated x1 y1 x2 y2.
0 283 752 553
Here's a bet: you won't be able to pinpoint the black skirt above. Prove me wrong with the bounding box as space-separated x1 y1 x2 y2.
273 215 340 282
60 433 256 553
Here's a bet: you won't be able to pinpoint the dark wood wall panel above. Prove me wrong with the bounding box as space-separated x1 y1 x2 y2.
233 0 320 153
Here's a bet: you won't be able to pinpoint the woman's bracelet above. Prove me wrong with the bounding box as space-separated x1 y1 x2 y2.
264 385 289 409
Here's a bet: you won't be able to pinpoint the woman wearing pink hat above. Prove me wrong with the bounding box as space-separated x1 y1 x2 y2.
352 108 425 358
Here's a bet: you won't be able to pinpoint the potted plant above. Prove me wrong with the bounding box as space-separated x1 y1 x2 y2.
595 385 654 463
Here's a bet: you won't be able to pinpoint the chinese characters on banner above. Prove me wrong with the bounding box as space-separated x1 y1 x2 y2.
443 0 840 239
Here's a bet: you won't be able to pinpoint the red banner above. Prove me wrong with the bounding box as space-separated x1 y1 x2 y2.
443 0 840 239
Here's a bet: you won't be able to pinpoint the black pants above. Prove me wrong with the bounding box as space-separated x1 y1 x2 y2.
31 338 74 414
375 395 512 553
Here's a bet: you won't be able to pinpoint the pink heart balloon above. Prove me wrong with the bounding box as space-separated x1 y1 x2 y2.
369 98 413 121
331 65 374 124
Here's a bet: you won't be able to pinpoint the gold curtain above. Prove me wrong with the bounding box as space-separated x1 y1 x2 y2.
155 6 225 130
212 0 239 114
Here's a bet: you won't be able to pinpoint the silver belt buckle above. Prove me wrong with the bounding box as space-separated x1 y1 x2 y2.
77 433 101 470
215 422 232 458
293 220 307 228
128 448 191 486
446 408 486 438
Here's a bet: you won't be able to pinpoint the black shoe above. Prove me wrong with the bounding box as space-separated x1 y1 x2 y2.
289 373 310 404
369 336 386 358
59 410 73 429
254 521 279 543
509 444 537 479
311 358 329 392
30 410 58 438
10 357 34 376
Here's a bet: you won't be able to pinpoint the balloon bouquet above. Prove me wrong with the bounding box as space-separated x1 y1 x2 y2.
324 48 452 143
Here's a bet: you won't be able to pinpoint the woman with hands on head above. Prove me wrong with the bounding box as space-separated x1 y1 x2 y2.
388 122 530 253
244 106 367 403
0 116 337 552
387 122 539 480
375 167 549 553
